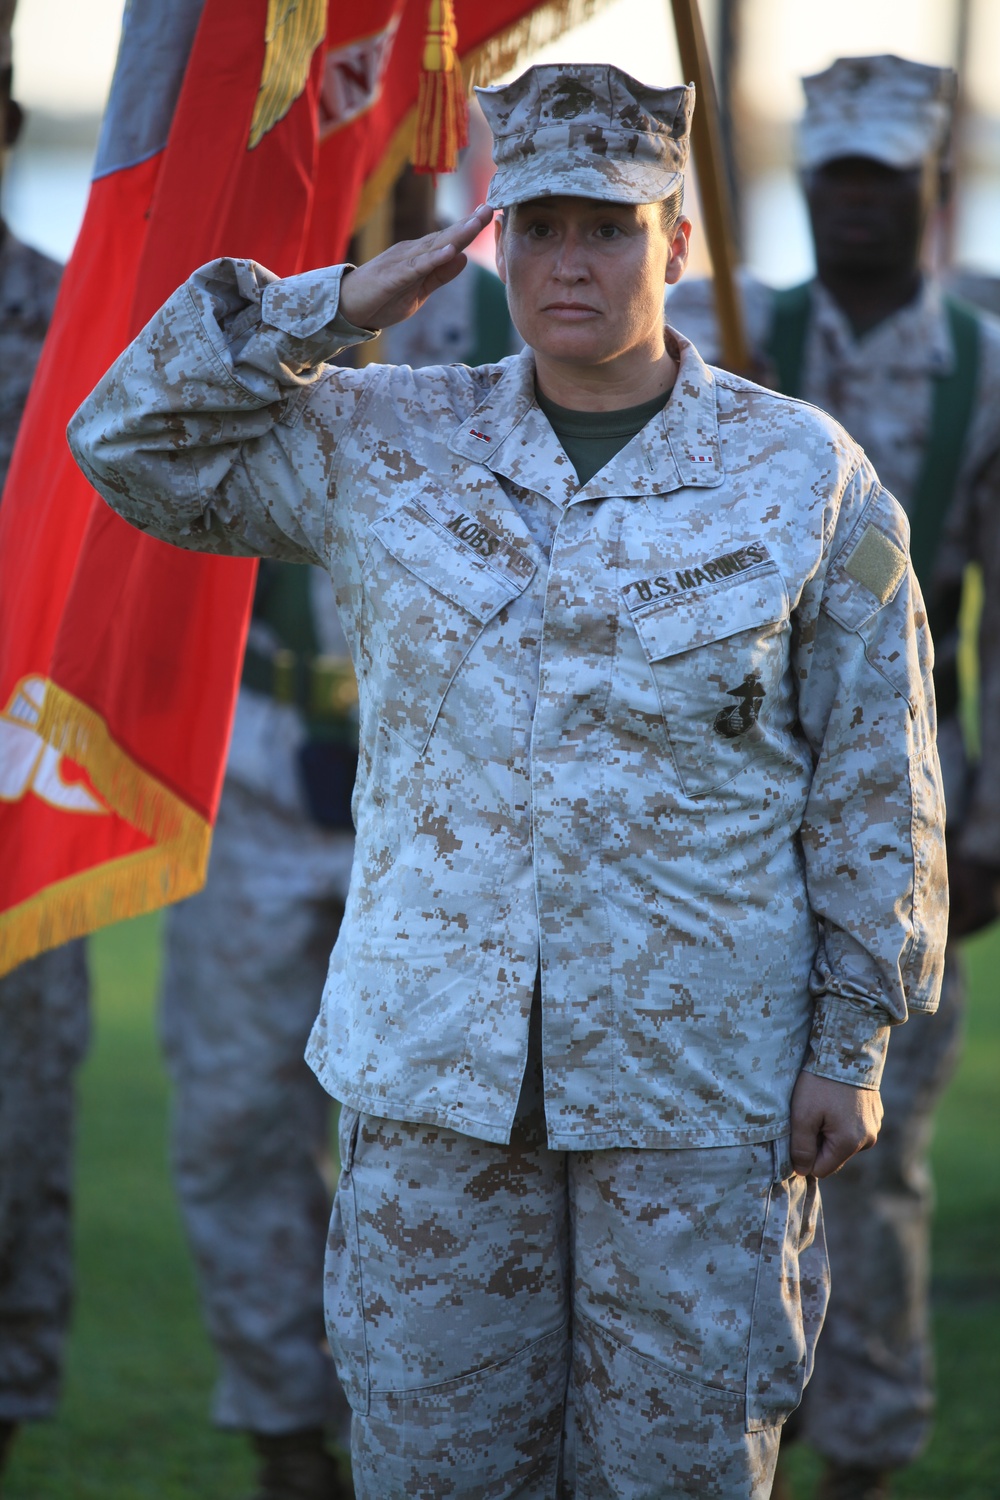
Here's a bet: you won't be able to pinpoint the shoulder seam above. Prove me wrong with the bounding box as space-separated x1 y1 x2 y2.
711 367 829 422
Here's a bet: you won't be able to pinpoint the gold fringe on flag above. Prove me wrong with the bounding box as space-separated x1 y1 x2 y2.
414 0 468 175
0 679 212 978
460 0 608 91
36 681 210 857
0 842 209 979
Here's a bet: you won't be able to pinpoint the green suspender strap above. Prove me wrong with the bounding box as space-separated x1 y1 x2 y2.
907 297 981 595
909 298 981 723
766 281 812 400
766 285 981 595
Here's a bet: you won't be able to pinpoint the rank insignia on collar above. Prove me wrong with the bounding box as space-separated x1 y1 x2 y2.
713 672 765 738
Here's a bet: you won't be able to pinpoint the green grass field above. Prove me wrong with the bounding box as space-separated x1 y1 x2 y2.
4 914 999 1498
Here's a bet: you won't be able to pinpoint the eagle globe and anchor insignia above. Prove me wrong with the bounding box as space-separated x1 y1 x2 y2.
713 671 766 739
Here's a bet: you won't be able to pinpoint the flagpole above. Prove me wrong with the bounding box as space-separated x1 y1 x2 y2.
940 0 971 271
669 0 750 371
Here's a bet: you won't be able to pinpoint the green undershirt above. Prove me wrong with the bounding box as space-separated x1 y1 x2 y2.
535 385 671 488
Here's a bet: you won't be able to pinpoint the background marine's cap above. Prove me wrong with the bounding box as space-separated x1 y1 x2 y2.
799 54 957 172
475 64 694 208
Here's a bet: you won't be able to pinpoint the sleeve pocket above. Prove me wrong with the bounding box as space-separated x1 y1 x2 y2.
819 488 920 708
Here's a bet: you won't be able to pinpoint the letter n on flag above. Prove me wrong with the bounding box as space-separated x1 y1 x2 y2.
0 0 604 976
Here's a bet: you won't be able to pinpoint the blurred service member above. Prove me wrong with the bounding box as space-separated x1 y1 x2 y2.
670 54 1000 1500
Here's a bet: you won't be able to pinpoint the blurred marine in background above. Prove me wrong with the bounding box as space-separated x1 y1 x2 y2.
0 9 90 1482
669 53 1000 1500
160 164 516 1500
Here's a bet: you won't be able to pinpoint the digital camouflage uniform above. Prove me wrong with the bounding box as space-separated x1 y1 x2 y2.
161 262 515 1443
667 53 1000 1475
0 227 91 1427
68 64 947 1498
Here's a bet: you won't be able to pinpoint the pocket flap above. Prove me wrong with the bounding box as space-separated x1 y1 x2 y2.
370 497 534 625
626 566 788 664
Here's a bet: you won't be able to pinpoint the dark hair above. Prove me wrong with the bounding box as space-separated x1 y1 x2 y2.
659 183 685 238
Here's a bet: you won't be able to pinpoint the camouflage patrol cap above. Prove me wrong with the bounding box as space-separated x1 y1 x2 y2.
475 64 694 208
0 0 15 71
799 55 957 172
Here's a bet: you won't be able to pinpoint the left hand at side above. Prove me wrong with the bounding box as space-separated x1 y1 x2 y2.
789 1071 883 1178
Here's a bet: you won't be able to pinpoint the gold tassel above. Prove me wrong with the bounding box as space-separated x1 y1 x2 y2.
414 0 468 175
356 0 604 229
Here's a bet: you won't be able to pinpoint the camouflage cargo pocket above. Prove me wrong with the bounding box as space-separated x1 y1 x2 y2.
323 1103 570 1417
745 1141 830 1431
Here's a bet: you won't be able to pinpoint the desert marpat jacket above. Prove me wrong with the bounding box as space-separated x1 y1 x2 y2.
68 257 947 1149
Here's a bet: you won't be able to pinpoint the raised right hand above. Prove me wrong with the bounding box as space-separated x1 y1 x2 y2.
338 204 495 333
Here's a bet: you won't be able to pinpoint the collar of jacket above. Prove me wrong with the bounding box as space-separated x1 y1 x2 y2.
448 335 726 507
810 275 954 377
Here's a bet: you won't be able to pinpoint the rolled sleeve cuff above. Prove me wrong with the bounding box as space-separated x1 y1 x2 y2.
803 997 892 1090
261 264 379 355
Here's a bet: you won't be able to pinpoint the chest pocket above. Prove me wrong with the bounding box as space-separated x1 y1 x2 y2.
627 564 790 798
363 495 534 753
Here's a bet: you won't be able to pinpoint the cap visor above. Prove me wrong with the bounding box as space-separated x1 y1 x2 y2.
487 162 683 209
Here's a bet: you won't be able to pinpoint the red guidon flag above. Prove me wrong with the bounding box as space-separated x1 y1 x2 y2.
0 0 606 976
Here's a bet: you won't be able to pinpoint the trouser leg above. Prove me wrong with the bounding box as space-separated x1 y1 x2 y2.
0 943 90 1423
324 1043 828 1499
325 1027 570 1500
797 955 965 1470
565 1138 828 1500
161 780 352 1435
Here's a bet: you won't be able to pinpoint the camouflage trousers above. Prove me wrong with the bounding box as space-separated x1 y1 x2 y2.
161 778 353 1436
325 1018 830 1499
796 954 965 1470
0 942 90 1422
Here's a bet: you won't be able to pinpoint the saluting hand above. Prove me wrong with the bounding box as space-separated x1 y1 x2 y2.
338 205 495 333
